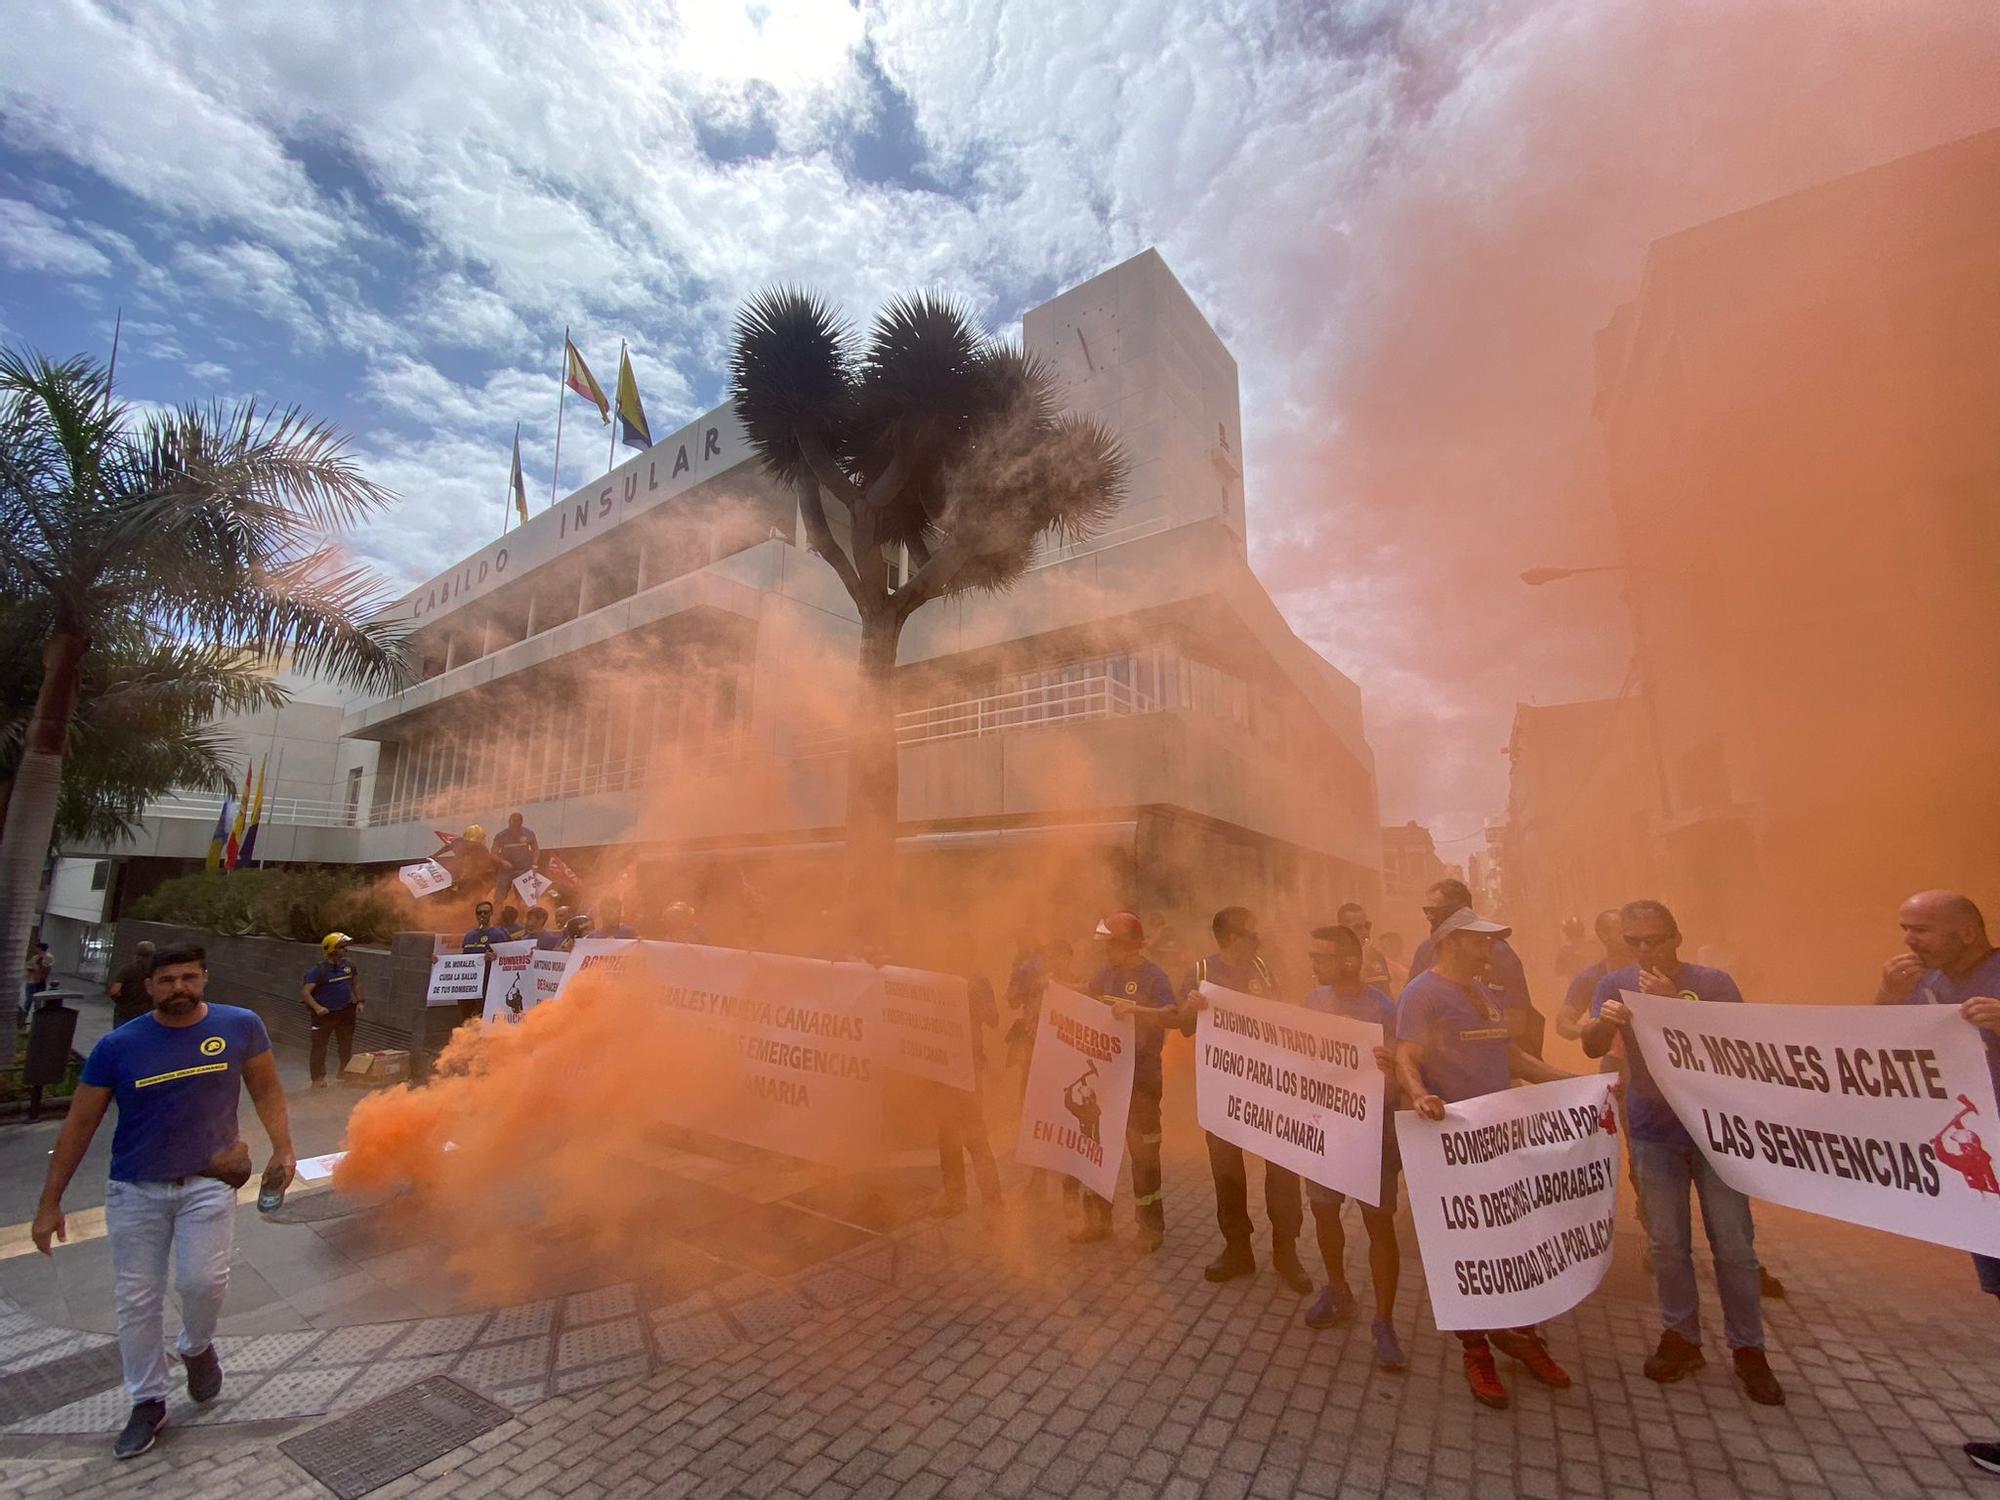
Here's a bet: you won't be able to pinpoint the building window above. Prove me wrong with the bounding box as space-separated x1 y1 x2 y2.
344 767 363 824
90 860 109 891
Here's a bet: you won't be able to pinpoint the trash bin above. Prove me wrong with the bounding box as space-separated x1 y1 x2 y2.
24 998 78 1121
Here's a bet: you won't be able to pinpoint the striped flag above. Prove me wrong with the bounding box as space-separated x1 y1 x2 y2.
223 764 252 870
238 755 270 866
509 424 530 526
564 337 610 423
204 782 236 871
615 344 652 451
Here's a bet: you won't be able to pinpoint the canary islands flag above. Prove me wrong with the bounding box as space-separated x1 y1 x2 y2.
237 755 269 866
564 337 610 423
204 781 237 872
615 344 652 452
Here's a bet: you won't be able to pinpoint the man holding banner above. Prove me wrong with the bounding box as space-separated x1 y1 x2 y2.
1397 907 1576 1407
1584 900 1784 1406
1081 912 1185 1251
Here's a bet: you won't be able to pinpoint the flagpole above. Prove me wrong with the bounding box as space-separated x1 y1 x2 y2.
550 326 569 508
609 340 625 474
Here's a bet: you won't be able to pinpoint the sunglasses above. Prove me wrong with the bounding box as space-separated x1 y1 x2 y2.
1624 931 1678 949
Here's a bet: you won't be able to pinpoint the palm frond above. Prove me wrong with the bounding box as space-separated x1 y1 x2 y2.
728 287 856 489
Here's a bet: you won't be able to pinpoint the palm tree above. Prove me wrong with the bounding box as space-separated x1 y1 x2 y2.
729 291 1127 929
0 348 409 1057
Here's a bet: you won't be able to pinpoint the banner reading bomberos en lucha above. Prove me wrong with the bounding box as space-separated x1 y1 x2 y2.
481 939 538 1022
1195 983 1387 1202
1016 984 1134 1200
1623 992 2000 1256
1397 1076 1620 1330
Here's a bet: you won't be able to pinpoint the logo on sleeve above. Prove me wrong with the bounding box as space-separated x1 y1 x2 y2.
199 1036 227 1057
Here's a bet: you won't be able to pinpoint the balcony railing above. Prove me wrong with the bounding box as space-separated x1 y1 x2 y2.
141 793 363 830
795 672 1156 758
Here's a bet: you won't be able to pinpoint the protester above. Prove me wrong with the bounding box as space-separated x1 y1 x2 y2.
1555 910 1628 1042
1871 889 2000 1475
933 936 1003 1218
300 933 364 1089
1397 907 1574 1408
588 897 638 941
659 902 702 944
1336 901 1405 996
1004 936 1050 1092
24 939 53 1014
498 904 522 939
1409 878 1545 1057
461 902 511 958
521 906 561 950
1553 915 1590 979
1300 924 1406 1369
1583 899 1783 1406
107 941 156 1029
1181 906 1310 1291
1080 912 1184 1251
31 943 295 1459
491 811 540 904
559 913 592 951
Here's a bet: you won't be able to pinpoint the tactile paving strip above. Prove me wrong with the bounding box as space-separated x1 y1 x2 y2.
389 1313 488 1357
651 1310 737 1364
723 1288 817 1342
562 1284 638 1325
278 1376 511 1500
555 1318 645 1371
0 1342 124 1427
478 1301 556 1343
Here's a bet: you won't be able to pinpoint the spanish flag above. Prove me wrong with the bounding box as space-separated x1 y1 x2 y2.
564 337 610 423
509 423 530 526
239 755 271 866
615 343 652 452
223 763 252 870
204 782 236 872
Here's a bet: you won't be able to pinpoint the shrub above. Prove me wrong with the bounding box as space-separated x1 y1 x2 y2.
132 867 403 944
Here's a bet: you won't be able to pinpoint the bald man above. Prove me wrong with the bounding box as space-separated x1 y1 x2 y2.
1873 890 2000 1479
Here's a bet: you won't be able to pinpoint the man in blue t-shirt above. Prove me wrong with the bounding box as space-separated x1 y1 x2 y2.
1079 911 1187 1252
1397 907 1575 1409
461 902 512 957
520 906 562 950
586 896 638 941
32 943 294 1460
1299 924 1406 1370
1585 898 1783 1407
301 933 365 1089
1409 878 1545 1056
1180 906 1309 1291
491 812 539 904
1871 888 2000 1478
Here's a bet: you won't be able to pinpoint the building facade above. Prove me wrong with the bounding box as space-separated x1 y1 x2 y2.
57 250 1383 989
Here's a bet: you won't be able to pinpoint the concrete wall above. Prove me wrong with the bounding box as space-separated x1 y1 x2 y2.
110 920 449 1064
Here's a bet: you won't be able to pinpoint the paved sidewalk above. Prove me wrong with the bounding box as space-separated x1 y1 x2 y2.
0 1130 1995 1499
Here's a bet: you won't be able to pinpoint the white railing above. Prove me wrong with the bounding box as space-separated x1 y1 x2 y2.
142 793 362 829
795 673 1156 759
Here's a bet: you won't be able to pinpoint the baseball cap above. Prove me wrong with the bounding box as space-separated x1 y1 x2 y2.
1431 907 1512 942
1094 911 1145 943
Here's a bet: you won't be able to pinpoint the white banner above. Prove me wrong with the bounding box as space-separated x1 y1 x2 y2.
559 937 638 993
511 868 554 908
1195 983 1388 1203
486 948 570 1024
480 940 538 1023
638 943 883 1166
1398 1076 1621 1330
1016 984 1134 1200
1623 991 2000 1255
425 953 487 1009
875 966 977 1091
399 859 452 899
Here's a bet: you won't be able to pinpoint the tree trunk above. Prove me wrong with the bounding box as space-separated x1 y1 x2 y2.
0 630 88 1065
845 605 902 946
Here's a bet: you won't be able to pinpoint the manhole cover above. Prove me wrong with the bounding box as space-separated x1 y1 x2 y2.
0 1342 124 1427
278 1375 509 1498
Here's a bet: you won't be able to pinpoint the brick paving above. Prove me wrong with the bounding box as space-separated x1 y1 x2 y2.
0 1135 1996 1499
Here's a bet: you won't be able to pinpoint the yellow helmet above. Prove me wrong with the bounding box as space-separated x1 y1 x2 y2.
463 824 487 844
321 931 353 955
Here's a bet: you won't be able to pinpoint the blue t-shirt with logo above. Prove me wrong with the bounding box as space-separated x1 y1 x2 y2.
492 825 537 873
1304 983 1396 1030
461 925 512 956
587 924 637 941
1902 948 2000 1100
80 1005 271 1183
1410 933 1535 1012
1089 961 1181 1088
1396 970 1513 1104
1181 952 1276 1001
303 960 358 1011
1592 962 1744 1145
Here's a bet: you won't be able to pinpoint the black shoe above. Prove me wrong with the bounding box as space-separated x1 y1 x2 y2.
1203 1248 1256 1283
184 1343 222 1403
1733 1347 1785 1406
1643 1330 1706 1384
1759 1267 1786 1300
1964 1441 2000 1476
1271 1246 1313 1294
113 1401 166 1459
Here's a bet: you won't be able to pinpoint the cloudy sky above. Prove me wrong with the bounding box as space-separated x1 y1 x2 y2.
3 1 1994 845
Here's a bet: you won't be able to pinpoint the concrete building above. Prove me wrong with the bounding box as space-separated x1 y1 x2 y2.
1579 127 2000 989
53 250 1383 988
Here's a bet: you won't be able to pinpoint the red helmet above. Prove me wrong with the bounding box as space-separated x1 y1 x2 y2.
1094 911 1144 944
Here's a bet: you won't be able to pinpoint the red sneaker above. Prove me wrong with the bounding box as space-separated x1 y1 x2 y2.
1462 1345 1510 1408
1491 1330 1572 1389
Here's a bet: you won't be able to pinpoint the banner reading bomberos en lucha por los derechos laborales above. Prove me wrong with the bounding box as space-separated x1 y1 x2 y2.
1194 982 1387 1203
1622 991 2000 1256
1397 1075 1621 1330
1016 983 1135 1201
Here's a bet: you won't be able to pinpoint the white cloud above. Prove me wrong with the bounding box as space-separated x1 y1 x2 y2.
0 197 112 276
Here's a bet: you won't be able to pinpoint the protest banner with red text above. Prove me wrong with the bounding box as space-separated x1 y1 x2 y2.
1016 983 1134 1199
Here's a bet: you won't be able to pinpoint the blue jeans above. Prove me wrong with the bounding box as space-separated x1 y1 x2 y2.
1631 1138 1763 1351
105 1177 237 1403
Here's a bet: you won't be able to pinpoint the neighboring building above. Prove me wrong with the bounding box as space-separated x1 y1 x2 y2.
59 250 1384 986
1589 127 2000 990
